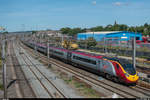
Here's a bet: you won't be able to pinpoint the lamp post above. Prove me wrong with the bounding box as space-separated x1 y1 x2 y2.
85 35 87 49
61 35 64 48
0 27 7 99
133 31 136 69
2 39 7 99
34 34 37 58
104 37 107 53
47 36 50 67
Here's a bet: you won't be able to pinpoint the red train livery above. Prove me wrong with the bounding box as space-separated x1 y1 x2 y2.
23 41 139 85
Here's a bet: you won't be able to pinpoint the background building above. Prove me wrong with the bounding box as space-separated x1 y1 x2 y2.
77 31 142 42
36 30 62 37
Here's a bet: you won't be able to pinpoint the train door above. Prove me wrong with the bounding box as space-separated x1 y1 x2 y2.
97 60 103 71
67 52 72 61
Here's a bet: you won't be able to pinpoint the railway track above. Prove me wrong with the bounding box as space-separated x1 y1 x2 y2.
136 66 150 74
20 41 150 98
7 40 36 98
130 85 150 96
7 41 23 98
14 43 68 98
21 50 67 98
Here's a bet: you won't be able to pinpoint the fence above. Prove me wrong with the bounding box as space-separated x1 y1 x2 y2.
78 37 150 60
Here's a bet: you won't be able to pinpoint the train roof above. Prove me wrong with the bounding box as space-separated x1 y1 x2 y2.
49 46 69 52
29 41 134 64
72 51 103 59
32 42 103 59
37 43 47 47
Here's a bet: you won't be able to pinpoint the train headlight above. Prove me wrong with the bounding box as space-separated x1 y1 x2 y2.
125 73 129 77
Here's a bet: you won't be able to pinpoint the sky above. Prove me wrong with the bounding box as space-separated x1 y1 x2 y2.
0 0 150 32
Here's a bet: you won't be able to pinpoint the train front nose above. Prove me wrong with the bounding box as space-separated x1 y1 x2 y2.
124 72 139 83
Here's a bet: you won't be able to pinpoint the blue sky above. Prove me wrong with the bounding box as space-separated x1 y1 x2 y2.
0 0 150 32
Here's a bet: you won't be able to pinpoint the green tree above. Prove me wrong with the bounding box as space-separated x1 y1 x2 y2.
3 31 8 34
60 23 150 36
60 27 85 36
86 37 97 48
70 28 84 36
90 26 103 31
144 23 149 27
32 31 37 35
60 27 71 34
148 25 150 36
128 27 136 32
119 24 128 31
105 24 113 31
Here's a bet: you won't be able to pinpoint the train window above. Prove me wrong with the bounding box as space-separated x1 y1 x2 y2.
103 57 136 75
73 55 96 65
136 37 139 40
49 49 53 52
116 64 119 69
54 51 64 55
90 60 96 65
40 46 45 49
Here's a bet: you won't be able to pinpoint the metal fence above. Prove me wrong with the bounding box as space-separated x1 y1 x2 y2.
78 37 150 60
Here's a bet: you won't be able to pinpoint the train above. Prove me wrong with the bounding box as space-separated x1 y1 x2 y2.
142 37 150 43
22 40 139 85
136 37 150 44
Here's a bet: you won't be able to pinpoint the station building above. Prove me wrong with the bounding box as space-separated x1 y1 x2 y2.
77 31 142 42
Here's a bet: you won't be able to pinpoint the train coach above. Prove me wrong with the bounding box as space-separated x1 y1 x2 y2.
23 41 139 85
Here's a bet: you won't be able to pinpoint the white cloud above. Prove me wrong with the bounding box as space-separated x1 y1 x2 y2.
114 2 122 6
92 1 97 5
113 2 129 6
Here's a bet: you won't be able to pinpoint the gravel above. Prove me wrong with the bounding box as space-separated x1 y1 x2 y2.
14 44 83 98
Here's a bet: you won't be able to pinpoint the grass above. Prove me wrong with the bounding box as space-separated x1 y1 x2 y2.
62 76 101 98
72 78 101 98
64 79 72 84
74 81 85 88
56 70 102 98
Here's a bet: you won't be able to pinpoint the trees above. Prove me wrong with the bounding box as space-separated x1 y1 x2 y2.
60 27 86 36
105 24 113 31
77 37 97 48
60 27 71 34
32 31 37 35
119 24 128 31
86 37 97 48
144 23 149 27
60 23 150 36
69 28 83 36
148 26 150 36
2 31 8 34
90 26 103 32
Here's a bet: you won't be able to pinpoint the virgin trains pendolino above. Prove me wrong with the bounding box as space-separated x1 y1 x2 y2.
23 40 139 85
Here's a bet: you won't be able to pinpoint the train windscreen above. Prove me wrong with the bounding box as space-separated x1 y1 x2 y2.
104 57 136 75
